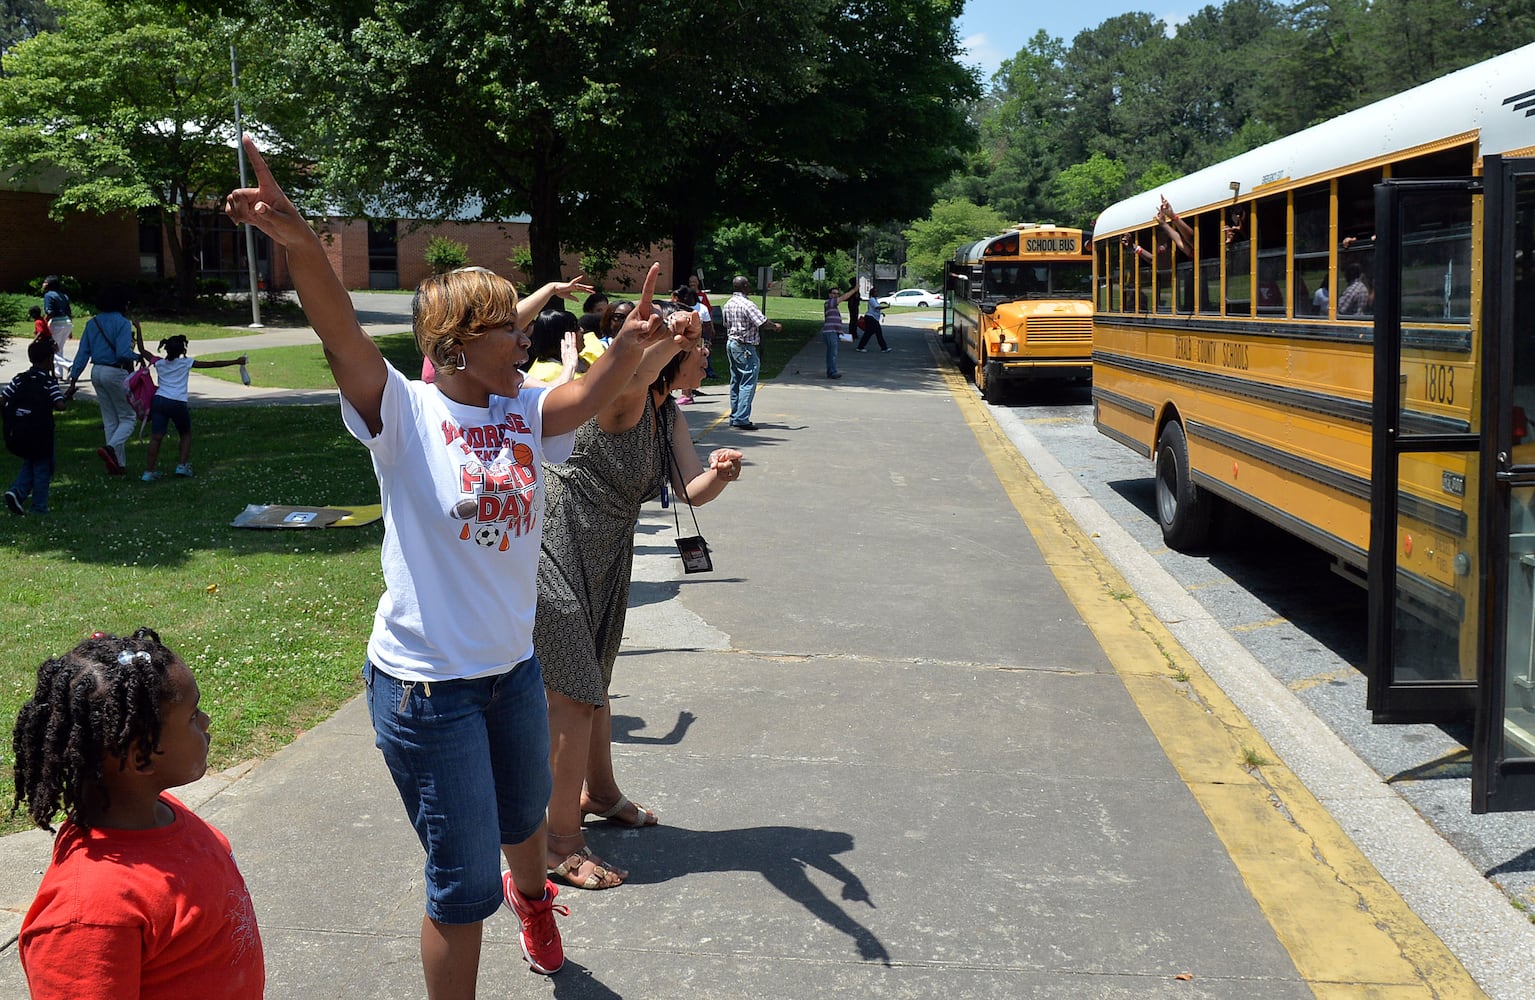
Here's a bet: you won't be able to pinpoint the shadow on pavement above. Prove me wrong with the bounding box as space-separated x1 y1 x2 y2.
599 824 890 967
610 709 695 746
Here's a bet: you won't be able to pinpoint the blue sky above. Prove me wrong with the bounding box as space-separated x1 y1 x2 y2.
955 1 1191 82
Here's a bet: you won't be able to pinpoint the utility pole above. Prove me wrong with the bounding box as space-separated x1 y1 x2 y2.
231 46 263 328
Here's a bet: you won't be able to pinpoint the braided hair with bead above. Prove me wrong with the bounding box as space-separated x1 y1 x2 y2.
11 628 176 832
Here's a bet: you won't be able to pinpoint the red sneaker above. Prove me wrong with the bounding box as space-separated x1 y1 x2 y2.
504 874 568 975
95 447 123 475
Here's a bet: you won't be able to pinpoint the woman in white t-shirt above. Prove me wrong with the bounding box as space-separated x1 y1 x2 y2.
136 334 247 481
223 137 699 993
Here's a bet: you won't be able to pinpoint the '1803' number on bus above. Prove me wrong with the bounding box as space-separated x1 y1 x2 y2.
1425 364 1455 405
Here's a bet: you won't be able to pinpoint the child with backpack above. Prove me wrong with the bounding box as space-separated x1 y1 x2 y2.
12 627 265 999
134 334 246 481
3 338 68 515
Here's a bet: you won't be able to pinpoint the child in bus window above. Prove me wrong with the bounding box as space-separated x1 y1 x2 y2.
1224 205 1247 245
1338 262 1371 315
1157 196 1192 256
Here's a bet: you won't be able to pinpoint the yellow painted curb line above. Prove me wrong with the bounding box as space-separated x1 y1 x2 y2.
927 334 1486 1000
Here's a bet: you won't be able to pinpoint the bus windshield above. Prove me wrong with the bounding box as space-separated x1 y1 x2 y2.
984 261 1094 300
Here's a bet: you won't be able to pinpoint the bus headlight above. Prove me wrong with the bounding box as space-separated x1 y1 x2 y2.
1454 552 1471 577
998 335 1017 354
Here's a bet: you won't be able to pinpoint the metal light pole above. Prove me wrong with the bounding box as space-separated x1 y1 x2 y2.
231 45 263 328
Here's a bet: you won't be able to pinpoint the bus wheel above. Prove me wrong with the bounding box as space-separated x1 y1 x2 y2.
976 345 1001 402
1155 422 1212 550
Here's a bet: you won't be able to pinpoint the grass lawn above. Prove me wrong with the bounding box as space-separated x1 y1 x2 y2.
0 294 832 834
0 403 382 834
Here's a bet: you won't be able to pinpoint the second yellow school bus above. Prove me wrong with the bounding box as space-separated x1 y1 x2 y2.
945 223 1094 402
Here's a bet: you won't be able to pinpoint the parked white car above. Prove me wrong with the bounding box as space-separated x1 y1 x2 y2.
884 288 940 308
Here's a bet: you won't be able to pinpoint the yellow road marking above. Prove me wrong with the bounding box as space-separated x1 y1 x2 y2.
1233 616 1291 633
928 335 1486 999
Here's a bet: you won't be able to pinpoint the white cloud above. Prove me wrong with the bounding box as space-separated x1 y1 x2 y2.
960 31 1001 75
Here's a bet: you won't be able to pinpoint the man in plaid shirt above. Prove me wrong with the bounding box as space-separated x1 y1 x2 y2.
722 276 781 430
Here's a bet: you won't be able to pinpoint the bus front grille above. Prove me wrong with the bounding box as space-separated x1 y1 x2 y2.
1023 317 1093 344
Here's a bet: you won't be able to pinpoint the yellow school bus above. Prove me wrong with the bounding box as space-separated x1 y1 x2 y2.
1091 43 1535 811
944 224 1094 402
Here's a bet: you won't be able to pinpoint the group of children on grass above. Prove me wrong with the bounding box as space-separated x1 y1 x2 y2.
2 302 245 515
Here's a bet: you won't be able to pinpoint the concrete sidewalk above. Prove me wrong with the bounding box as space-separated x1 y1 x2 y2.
0 313 1521 997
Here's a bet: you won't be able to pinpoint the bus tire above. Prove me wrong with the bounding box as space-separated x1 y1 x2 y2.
1155 421 1212 550
976 344 1002 402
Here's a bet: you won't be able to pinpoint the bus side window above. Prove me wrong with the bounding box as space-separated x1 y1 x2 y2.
1294 184 1330 317
1338 169 1382 318
1137 226 1154 312
1256 195 1287 316
1224 205 1251 315
1097 241 1110 311
1155 236 1174 313
1117 239 1133 312
1196 211 1220 312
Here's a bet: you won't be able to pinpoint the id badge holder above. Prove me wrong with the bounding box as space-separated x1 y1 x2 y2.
676 535 712 574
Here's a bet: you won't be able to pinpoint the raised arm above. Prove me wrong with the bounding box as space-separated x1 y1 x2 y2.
224 137 387 432
542 263 700 436
516 277 595 329
191 354 248 370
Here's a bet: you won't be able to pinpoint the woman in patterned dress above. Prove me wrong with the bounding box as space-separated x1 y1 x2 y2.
535 319 743 890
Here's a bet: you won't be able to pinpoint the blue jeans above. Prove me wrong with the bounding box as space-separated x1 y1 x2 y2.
727 339 760 426
822 328 841 376
8 452 53 513
365 657 552 924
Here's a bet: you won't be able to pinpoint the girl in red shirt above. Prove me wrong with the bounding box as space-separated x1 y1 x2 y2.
12 628 264 1000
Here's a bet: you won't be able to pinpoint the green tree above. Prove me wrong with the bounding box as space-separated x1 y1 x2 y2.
968 30 1068 223
0 0 57 58
263 0 975 288
423 236 470 274
902 198 1009 288
1132 162 1180 195
0 0 267 306
664 0 978 274
696 221 791 292
578 246 618 292
267 0 844 286
783 249 854 298
1051 152 1127 233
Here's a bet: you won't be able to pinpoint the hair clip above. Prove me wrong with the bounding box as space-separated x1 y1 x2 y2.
117 650 151 666
91 631 108 639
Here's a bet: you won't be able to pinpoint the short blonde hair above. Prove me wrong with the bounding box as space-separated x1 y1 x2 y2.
412 267 520 369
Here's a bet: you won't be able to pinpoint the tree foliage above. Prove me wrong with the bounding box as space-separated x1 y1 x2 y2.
0 0 276 306
259 0 977 286
0 0 57 57
902 198 1009 287
953 0 1535 231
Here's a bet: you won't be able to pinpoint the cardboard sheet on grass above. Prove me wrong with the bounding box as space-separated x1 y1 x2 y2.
231 504 382 529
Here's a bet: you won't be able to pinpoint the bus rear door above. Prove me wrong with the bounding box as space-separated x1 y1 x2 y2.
1367 178 1481 725
1475 155 1535 813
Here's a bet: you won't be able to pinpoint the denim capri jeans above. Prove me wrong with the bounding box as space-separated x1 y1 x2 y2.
364 657 552 924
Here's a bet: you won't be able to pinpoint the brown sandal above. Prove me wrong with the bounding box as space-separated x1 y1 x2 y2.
548 846 625 890
585 794 658 828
